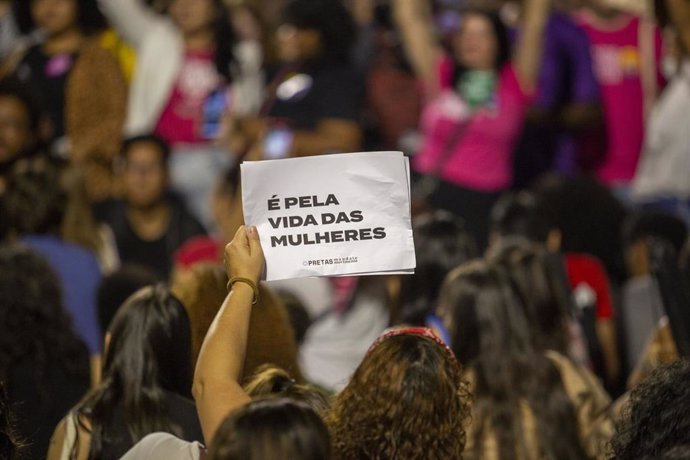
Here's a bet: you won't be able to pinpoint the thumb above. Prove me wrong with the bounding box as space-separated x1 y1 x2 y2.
246 225 263 257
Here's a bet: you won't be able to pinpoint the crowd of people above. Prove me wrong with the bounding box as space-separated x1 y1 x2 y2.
1 0 690 458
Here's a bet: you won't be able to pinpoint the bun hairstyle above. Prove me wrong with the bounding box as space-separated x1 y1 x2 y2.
243 365 330 415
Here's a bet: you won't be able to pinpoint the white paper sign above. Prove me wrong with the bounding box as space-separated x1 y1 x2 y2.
241 151 416 281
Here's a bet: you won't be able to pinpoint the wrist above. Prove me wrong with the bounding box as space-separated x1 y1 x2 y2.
227 277 260 304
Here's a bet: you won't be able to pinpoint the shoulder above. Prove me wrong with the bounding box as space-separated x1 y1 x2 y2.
121 432 203 460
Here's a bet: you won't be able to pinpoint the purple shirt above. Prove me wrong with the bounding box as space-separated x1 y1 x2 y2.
511 12 601 179
22 235 103 355
534 12 600 110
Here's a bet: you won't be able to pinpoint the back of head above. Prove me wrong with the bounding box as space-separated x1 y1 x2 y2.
440 261 534 367
97 264 159 334
532 174 628 283
172 264 303 380
487 241 571 354
78 285 192 457
397 211 478 325
0 243 87 383
623 211 688 254
3 161 66 236
208 397 331 460
243 365 330 415
490 191 551 244
611 359 690 460
328 329 469 459
105 284 192 397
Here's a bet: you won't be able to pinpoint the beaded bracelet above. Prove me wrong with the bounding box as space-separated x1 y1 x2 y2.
227 277 260 305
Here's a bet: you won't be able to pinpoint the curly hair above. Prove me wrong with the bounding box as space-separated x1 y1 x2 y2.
3 160 66 236
610 359 690 460
0 244 88 395
326 332 471 460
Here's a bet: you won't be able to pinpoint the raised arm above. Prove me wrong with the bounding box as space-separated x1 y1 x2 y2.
513 0 550 92
392 0 442 91
97 0 163 48
192 226 264 443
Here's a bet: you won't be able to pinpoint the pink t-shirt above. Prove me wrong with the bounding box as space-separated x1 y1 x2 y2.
576 14 664 184
154 49 221 145
414 57 532 192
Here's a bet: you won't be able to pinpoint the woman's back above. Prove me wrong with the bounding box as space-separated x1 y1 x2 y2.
463 350 613 460
86 390 202 460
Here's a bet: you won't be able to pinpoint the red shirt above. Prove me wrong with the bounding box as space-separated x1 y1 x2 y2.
565 253 614 319
154 49 220 145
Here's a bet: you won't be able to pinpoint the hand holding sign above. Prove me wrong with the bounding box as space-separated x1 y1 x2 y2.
224 225 265 284
241 151 415 281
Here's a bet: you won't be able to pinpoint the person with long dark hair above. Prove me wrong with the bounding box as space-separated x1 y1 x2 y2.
227 0 363 160
393 0 548 250
47 285 203 460
98 0 241 228
439 261 613 459
0 244 90 460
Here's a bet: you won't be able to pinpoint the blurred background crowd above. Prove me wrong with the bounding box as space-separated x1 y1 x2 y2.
1 0 690 458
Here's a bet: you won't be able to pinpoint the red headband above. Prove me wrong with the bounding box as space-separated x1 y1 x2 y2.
365 327 461 372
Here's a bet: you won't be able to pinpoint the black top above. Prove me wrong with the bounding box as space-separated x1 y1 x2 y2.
17 45 77 141
98 391 204 460
7 348 90 460
268 63 362 131
94 195 206 279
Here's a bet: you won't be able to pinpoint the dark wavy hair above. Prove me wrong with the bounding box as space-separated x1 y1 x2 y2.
208 396 331 460
326 332 470 460
3 160 66 236
487 240 572 355
610 359 690 460
281 0 357 64
13 0 107 35
73 285 193 459
0 244 88 397
440 261 588 459
396 211 478 326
